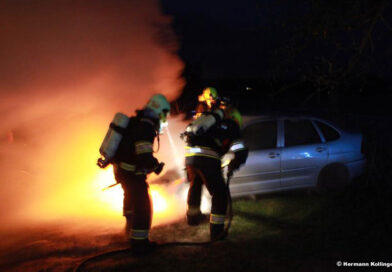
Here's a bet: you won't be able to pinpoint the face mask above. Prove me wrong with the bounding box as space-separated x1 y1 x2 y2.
159 120 168 134
158 111 169 134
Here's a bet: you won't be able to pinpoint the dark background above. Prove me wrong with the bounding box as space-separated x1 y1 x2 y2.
161 0 391 117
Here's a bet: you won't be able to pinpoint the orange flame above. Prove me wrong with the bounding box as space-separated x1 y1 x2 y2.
96 166 182 223
23 121 186 227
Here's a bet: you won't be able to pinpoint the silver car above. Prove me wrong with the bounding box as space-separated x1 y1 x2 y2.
228 115 366 196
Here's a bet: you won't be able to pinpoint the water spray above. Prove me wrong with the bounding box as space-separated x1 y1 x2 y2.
164 125 184 171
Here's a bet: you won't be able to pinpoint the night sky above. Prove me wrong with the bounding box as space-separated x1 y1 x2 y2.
161 0 392 114
163 0 392 77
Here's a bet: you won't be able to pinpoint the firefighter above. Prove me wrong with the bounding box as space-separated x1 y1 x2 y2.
194 87 219 119
180 87 222 226
184 106 248 240
100 94 170 254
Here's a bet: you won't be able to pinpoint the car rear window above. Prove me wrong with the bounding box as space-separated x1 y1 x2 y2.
242 120 277 150
284 119 321 147
314 121 340 142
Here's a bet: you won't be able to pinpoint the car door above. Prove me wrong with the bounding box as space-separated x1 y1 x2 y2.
280 118 328 188
230 119 281 196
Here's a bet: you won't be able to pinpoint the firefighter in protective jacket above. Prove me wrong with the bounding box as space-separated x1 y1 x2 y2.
99 94 170 254
185 106 248 240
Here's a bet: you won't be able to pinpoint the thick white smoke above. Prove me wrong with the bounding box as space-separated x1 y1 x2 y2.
0 0 185 230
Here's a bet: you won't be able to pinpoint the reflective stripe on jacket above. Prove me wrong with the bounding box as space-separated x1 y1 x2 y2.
117 162 145 175
229 140 246 152
135 141 153 155
185 146 220 160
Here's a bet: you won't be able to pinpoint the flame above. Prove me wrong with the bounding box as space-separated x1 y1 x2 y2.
150 187 168 213
94 166 184 226
23 121 186 227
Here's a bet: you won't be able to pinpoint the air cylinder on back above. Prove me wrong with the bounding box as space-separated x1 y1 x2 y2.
99 112 130 161
185 108 224 136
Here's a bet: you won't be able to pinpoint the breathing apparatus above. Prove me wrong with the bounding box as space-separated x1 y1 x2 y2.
182 108 224 143
97 112 130 168
97 94 170 169
182 93 232 143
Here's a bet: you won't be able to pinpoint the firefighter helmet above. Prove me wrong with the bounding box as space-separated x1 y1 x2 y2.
225 107 243 128
146 94 171 123
198 87 219 108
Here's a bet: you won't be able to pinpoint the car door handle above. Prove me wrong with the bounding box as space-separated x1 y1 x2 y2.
316 146 326 152
268 152 280 158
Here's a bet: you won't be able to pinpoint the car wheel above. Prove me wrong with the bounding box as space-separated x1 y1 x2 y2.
317 164 349 194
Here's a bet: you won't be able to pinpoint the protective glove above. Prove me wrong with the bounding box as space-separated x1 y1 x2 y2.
97 157 110 169
154 162 165 175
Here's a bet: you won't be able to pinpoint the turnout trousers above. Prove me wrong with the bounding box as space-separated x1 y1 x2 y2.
113 166 152 241
186 156 228 239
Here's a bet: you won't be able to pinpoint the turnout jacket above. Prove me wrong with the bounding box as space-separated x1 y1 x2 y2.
114 109 160 173
186 115 248 170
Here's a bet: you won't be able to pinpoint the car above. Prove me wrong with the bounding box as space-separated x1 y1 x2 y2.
227 115 366 197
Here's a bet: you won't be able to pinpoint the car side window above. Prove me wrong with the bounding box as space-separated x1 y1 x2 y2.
314 121 340 142
284 119 321 147
242 120 277 150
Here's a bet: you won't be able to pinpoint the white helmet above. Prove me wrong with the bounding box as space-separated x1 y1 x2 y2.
146 94 171 123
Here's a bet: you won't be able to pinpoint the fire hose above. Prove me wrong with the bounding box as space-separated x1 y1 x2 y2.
73 172 234 272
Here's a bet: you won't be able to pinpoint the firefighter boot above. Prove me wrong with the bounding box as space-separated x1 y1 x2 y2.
130 239 157 256
187 212 208 226
210 223 225 241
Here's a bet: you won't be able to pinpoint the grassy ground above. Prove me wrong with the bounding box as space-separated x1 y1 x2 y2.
81 178 392 272
1 178 390 272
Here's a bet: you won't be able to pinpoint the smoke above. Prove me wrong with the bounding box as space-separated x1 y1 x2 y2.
0 0 185 230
